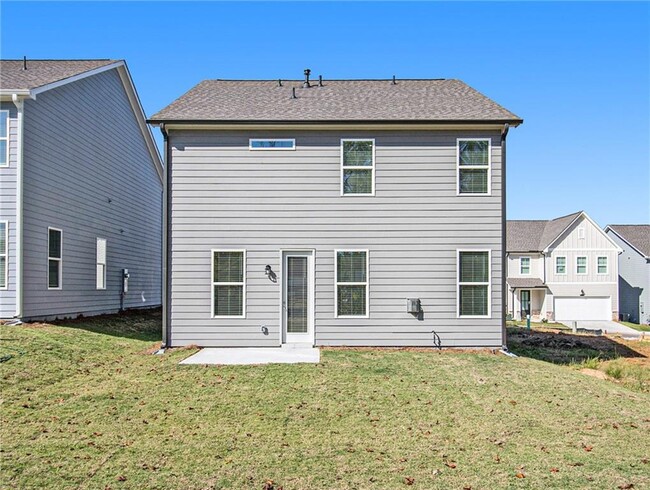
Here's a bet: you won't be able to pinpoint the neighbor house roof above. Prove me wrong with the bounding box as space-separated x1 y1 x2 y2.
0 59 118 91
507 212 583 252
149 78 522 124
606 225 650 258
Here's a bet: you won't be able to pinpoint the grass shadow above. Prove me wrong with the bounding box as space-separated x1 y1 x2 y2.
506 326 646 365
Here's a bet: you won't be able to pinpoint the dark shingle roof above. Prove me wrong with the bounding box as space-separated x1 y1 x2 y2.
149 79 522 123
507 212 582 252
607 225 650 258
506 278 546 289
0 59 118 91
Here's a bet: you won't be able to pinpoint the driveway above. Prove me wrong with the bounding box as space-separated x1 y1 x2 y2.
561 320 645 340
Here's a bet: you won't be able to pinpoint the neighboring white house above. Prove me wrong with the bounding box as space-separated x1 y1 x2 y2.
605 225 650 325
506 211 621 322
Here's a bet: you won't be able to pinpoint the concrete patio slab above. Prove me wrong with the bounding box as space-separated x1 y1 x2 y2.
179 347 321 365
561 321 645 340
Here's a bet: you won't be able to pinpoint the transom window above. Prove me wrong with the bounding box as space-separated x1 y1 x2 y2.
341 139 375 195
555 256 566 274
0 221 7 289
458 250 490 317
576 256 587 275
335 250 369 317
212 250 245 317
249 139 295 150
520 257 530 275
597 256 608 274
48 228 62 289
0 110 8 167
96 238 107 290
458 139 490 195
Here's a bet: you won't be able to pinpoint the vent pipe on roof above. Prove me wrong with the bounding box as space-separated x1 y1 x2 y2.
392 75 397 85
278 79 283 87
291 87 297 99
23 56 27 70
303 68 311 88
318 75 323 87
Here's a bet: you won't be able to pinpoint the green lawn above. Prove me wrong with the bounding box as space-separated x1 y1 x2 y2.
1 312 649 489
619 321 650 333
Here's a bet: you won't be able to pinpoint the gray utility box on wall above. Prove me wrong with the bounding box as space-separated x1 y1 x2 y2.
406 298 421 314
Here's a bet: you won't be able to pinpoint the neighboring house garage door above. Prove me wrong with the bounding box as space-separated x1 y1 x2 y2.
554 297 611 321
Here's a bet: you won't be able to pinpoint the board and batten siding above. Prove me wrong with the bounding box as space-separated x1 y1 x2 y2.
0 103 18 318
169 130 504 347
21 68 162 320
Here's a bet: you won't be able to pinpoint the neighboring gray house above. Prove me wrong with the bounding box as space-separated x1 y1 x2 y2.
0 59 163 321
605 225 650 324
148 72 522 348
506 211 621 322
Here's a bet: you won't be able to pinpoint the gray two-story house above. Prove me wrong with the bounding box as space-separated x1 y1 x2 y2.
605 225 650 324
149 72 522 348
0 59 163 321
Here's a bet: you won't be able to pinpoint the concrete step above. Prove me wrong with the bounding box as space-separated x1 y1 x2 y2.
281 342 314 349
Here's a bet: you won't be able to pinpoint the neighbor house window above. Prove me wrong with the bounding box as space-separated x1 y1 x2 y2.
0 221 7 289
249 139 295 150
212 250 245 317
96 238 107 290
520 257 530 275
0 111 8 167
597 256 608 274
555 256 566 274
335 250 369 317
576 256 587 275
458 139 490 195
341 139 375 195
48 228 62 289
458 250 490 317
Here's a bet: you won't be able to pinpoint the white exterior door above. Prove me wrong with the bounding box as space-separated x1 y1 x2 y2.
554 297 611 321
282 251 315 344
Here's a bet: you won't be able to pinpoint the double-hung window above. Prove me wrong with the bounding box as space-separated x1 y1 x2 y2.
335 250 369 317
96 238 107 290
555 256 566 274
576 256 587 275
0 111 8 167
458 250 490 317
520 257 530 275
341 139 375 195
48 228 62 289
0 221 7 289
212 250 245 317
458 139 490 195
597 256 608 274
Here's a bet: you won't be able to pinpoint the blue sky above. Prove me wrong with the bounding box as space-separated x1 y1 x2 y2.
2 1 648 225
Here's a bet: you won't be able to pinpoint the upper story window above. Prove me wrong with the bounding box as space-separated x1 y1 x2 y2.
520 257 531 275
578 227 585 239
458 139 490 195
212 250 245 318
576 256 587 275
597 256 608 274
0 110 8 167
0 221 7 289
249 139 295 150
555 256 566 274
341 139 375 196
458 250 490 317
48 228 62 289
335 250 369 317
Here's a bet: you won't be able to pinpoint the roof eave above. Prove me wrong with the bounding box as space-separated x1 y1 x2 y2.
147 118 523 128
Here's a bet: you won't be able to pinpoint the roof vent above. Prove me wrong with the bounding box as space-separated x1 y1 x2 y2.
278 79 283 87
303 68 311 88
318 75 323 87
23 56 27 70
291 87 297 99
392 75 397 85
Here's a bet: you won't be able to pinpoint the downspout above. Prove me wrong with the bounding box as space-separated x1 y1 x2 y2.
500 123 510 349
160 124 172 348
12 94 25 321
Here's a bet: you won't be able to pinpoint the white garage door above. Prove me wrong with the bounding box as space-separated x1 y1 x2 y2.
554 297 611 321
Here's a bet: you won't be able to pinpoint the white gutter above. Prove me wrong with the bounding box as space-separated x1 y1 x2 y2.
11 93 26 319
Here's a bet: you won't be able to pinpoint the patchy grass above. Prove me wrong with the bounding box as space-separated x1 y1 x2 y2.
619 321 650 333
507 320 570 330
1 313 649 489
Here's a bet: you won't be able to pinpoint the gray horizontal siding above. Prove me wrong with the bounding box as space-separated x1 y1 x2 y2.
21 68 162 320
0 103 17 318
169 130 503 347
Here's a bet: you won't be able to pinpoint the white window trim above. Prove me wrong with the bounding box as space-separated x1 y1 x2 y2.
0 110 8 168
457 249 492 318
48 227 63 290
249 138 296 151
334 249 370 318
520 256 531 275
555 255 567 275
576 256 588 275
456 138 491 196
597 256 608 275
211 249 246 319
0 220 7 289
96 237 107 290
340 139 376 197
